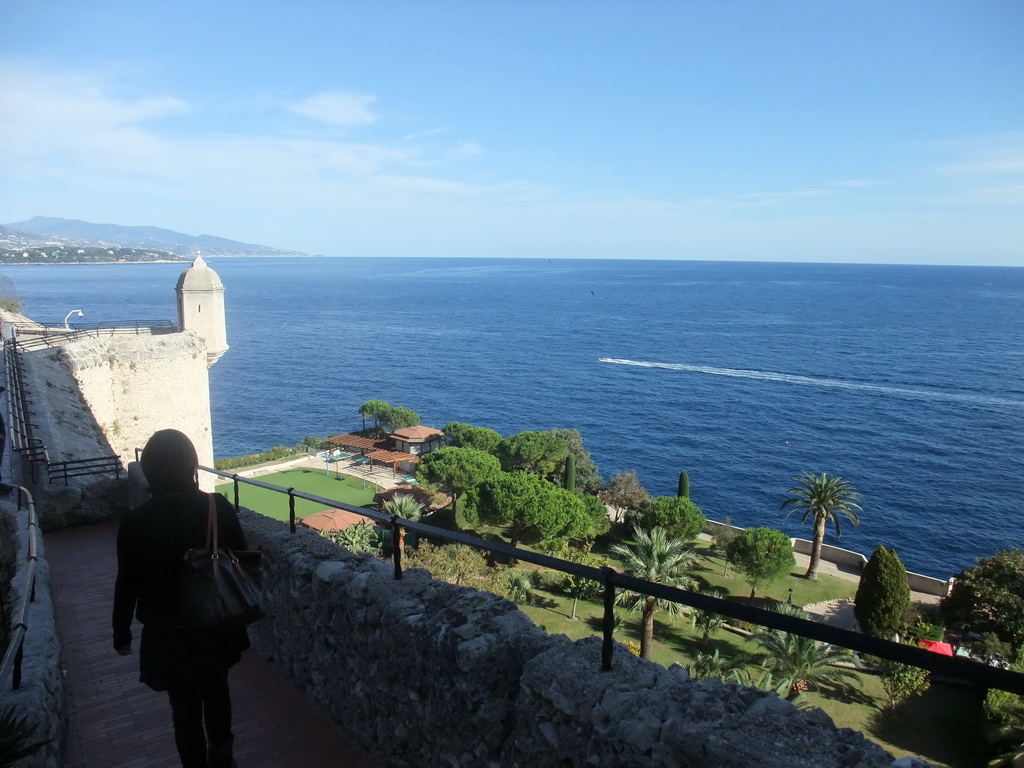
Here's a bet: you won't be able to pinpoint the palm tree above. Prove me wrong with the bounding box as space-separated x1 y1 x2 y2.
383 494 425 554
610 526 699 660
782 471 862 580
750 604 859 698
382 493 425 521
691 648 750 682
690 586 728 646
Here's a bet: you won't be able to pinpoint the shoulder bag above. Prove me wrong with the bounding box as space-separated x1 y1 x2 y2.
179 494 264 630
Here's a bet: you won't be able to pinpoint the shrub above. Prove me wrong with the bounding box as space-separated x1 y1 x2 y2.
985 648 1024 730
505 569 535 604
855 545 911 638
321 521 381 556
879 659 930 711
942 549 1024 649
214 444 302 470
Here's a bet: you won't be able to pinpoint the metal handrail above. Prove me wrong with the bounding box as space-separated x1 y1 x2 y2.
3 337 48 483
47 456 122 486
9 321 178 351
2 335 122 484
199 464 1024 696
0 486 38 691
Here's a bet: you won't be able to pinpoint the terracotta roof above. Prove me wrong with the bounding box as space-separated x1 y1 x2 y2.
300 509 371 532
324 433 388 451
392 426 444 441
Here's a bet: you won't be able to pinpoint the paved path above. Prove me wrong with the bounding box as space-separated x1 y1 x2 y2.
46 520 383 768
787 547 942 627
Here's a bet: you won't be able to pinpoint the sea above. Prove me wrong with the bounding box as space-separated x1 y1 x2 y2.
11 257 1024 578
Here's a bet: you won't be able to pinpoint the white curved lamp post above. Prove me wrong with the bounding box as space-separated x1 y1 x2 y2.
64 309 84 329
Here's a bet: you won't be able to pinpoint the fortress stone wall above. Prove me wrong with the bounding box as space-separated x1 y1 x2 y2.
20 330 216 498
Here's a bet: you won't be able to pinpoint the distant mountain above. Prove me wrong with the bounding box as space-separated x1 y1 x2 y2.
3 217 310 257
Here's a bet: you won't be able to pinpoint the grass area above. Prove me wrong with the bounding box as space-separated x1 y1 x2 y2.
215 467 379 521
690 543 857 605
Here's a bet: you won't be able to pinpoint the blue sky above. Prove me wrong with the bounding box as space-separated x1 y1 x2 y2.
1 1 1022 264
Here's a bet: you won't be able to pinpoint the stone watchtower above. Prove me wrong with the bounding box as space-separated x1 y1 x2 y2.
176 254 228 366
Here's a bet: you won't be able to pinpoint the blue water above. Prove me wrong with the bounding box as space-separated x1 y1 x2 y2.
12 258 1024 577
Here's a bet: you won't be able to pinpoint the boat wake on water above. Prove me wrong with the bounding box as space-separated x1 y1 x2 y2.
598 358 1024 408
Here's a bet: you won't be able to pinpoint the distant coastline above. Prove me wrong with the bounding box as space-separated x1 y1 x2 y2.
0 245 189 266
1 259 190 266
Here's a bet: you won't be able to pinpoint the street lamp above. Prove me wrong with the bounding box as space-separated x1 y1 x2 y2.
787 587 794 605
64 309 83 329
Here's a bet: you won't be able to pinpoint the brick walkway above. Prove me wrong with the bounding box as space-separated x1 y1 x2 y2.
46 520 383 768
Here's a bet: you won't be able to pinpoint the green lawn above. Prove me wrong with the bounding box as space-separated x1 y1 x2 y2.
215 467 379 521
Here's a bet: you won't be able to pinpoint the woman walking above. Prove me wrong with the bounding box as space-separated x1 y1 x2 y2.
112 429 249 768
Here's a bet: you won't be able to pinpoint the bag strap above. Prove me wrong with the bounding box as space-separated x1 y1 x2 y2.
206 493 219 551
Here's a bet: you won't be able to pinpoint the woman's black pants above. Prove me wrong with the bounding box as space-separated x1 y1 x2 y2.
167 670 233 767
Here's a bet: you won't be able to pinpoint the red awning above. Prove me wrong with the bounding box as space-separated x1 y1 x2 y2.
920 640 954 656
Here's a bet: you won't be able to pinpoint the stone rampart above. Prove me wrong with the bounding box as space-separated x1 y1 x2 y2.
906 570 952 598
239 507 919 768
0 500 66 768
49 331 213 473
791 538 869 572
16 329 216 529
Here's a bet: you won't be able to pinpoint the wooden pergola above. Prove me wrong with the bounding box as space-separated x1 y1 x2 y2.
366 449 420 478
323 433 389 452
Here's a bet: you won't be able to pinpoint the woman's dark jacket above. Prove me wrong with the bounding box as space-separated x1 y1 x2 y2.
112 489 250 691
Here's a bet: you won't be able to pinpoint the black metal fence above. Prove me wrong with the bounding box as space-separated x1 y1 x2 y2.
48 456 122 486
4 337 48 483
202 465 1024 696
0 486 39 692
2 335 124 485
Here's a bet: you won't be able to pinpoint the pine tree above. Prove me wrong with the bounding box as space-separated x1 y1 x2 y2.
854 545 910 638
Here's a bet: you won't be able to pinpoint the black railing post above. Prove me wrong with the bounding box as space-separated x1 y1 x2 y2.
391 515 403 580
601 567 617 672
232 475 241 514
287 488 296 534
12 642 23 690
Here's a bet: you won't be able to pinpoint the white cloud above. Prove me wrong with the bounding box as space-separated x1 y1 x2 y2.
286 91 378 127
925 133 1024 177
0 64 189 157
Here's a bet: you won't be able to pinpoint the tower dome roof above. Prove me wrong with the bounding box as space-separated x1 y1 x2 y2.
176 255 224 291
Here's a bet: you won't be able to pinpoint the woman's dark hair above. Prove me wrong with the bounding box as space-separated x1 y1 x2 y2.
140 429 199 494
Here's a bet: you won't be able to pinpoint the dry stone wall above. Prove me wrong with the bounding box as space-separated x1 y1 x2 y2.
239 508 930 768
0 500 66 768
